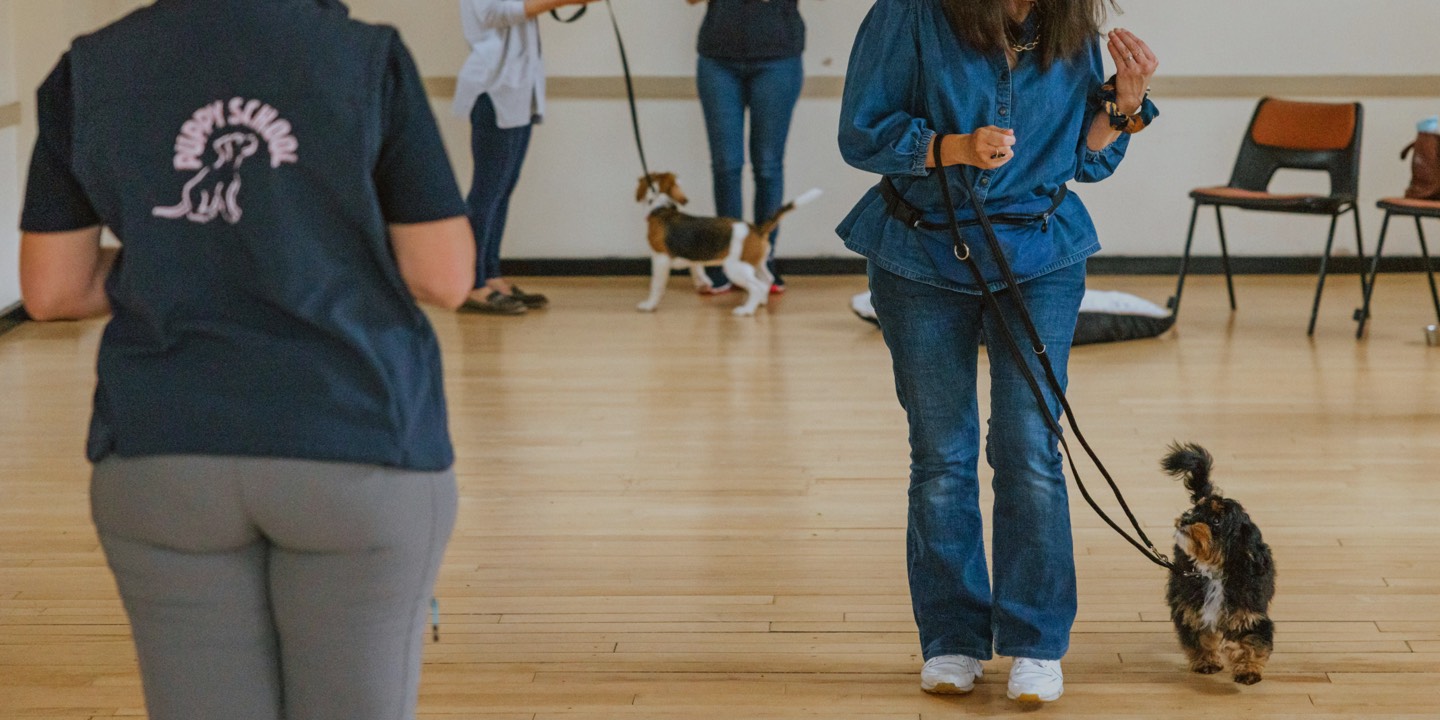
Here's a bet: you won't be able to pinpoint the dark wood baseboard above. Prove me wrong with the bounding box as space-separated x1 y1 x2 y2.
0 303 29 338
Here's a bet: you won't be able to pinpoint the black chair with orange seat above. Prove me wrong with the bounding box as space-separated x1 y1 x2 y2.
1169 98 1367 336
1353 197 1440 338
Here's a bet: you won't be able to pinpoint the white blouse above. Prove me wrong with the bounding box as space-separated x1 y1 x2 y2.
453 0 544 129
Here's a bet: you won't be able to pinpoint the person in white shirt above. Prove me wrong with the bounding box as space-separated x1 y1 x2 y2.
455 0 599 314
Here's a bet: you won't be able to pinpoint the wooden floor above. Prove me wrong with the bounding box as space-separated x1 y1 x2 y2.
2 274 1439 719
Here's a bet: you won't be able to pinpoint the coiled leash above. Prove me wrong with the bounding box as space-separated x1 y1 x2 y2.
552 0 657 196
925 136 1179 573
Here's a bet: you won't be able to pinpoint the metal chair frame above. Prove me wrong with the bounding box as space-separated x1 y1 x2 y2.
1354 199 1440 338
1170 98 1367 336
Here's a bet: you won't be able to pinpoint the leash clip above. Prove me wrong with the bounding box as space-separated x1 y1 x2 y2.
953 244 971 262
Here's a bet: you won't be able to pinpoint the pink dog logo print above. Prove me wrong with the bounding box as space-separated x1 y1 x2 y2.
153 98 300 225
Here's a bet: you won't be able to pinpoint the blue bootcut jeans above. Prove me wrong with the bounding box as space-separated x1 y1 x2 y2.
867 259 1085 662
696 54 803 287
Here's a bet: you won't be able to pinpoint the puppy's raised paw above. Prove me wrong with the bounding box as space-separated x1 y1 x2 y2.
1233 672 1262 685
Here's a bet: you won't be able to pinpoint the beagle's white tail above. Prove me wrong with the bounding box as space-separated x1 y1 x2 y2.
755 188 823 238
792 188 824 207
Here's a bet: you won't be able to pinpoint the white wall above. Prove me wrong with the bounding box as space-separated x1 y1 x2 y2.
1 0 22 309
2 0 1438 280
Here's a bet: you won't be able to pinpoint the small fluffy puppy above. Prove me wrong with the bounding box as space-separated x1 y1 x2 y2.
635 173 820 317
1164 443 1276 685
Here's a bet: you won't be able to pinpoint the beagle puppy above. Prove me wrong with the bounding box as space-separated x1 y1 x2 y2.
635 172 820 316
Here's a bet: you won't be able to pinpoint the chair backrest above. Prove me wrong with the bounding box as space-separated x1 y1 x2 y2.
1228 98 1363 199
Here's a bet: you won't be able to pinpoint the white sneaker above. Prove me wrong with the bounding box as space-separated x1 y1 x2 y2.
1007 657 1063 703
851 291 878 325
920 654 983 694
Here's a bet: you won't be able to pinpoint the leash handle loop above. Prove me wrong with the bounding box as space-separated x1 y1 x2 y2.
549 6 588 23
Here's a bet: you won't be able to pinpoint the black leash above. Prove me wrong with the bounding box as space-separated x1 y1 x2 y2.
553 1 655 194
926 136 1178 573
549 6 588 22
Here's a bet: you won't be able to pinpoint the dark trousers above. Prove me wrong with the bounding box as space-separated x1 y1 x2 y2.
696 55 803 286
467 94 533 286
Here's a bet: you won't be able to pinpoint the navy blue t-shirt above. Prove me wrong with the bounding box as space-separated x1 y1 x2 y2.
697 0 805 61
20 0 466 471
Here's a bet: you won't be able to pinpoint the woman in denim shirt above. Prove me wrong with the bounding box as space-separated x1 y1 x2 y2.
837 0 1158 704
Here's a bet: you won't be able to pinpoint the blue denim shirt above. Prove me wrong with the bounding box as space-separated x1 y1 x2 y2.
836 0 1130 294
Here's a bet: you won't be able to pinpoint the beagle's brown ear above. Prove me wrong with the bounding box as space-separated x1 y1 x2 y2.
635 176 652 203
654 173 687 205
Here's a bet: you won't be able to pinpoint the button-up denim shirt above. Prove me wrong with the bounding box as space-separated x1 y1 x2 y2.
836 0 1131 294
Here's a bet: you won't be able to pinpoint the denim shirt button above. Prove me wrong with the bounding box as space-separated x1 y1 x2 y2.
999 106 1009 116
980 177 990 186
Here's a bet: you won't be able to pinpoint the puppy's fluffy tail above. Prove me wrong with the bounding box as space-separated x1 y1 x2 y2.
754 189 823 239
1162 442 1216 502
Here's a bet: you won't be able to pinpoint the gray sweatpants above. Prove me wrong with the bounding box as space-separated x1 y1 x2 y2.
91 455 457 720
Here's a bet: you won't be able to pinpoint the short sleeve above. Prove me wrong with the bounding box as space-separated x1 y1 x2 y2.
20 53 103 232
374 33 468 224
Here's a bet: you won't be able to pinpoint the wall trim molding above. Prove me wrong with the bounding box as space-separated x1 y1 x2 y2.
0 102 20 129
425 75 1440 101
0 303 29 338
500 255 1438 278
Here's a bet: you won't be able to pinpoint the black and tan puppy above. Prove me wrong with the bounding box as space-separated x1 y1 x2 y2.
635 173 820 316
1163 443 1276 685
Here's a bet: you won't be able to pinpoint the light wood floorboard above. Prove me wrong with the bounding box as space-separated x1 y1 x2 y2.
2 274 1438 718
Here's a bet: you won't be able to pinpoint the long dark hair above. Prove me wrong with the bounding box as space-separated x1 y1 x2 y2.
941 0 1119 68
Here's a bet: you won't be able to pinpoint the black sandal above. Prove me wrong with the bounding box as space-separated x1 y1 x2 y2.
460 291 528 315
508 286 549 309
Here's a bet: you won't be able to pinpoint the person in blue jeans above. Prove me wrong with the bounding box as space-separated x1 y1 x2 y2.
687 0 806 294
837 0 1158 704
454 0 601 315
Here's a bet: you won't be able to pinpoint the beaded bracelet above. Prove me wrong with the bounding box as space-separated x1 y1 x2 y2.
1098 75 1159 133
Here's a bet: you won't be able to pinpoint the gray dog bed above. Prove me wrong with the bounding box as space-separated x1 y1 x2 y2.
852 289 1175 345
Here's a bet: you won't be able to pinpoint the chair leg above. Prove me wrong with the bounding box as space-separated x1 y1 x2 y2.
1352 205 1370 301
1215 206 1237 311
1169 201 1201 318
1355 211 1390 339
1309 213 1342 336
1418 216 1440 326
